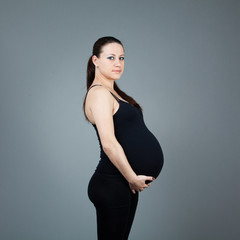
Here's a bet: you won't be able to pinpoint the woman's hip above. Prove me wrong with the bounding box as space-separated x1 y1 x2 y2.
88 173 135 208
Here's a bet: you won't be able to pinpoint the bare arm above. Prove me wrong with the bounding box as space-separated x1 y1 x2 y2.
86 87 154 193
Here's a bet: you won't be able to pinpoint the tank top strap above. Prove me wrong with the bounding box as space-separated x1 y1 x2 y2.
88 84 103 91
109 91 120 102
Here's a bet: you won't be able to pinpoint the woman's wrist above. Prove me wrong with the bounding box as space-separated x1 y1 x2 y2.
126 173 138 184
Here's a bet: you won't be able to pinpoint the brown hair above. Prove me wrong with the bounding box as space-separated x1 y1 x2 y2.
83 36 142 122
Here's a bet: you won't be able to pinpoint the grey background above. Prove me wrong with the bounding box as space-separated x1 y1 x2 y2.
0 0 239 239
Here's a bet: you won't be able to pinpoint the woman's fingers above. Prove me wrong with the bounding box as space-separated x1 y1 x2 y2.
144 176 155 187
129 175 156 193
129 183 136 194
133 185 149 193
142 175 155 184
146 176 155 182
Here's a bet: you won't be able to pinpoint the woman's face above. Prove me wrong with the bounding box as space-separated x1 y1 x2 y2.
93 43 125 80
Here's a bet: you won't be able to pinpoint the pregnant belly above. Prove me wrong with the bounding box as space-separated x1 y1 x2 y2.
120 131 164 178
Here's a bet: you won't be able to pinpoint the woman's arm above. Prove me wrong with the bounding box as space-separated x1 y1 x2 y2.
86 87 153 193
102 139 153 193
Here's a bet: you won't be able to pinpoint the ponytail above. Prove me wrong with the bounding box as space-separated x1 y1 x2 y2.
82 56 95 121
86 56 95 90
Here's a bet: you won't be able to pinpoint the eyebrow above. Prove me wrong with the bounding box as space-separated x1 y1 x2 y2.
108 53 125 56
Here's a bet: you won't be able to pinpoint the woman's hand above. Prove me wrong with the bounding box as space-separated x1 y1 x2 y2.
128 175 155 194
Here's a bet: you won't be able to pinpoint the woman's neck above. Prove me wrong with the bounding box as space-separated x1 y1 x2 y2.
92 77 115 90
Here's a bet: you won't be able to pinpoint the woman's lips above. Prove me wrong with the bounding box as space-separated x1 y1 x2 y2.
112 70 121 73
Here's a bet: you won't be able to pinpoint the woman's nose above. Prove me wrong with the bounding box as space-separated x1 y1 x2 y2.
114 59 121 66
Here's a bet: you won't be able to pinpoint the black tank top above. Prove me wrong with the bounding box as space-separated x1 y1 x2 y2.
86 84 164 178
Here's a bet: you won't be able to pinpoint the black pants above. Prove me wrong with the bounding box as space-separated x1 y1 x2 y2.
88 173 139 240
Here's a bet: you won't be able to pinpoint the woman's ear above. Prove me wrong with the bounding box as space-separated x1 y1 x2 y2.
92 55 98 67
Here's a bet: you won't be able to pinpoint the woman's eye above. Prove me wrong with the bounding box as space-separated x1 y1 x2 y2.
119 57 124 61
107 56 114 60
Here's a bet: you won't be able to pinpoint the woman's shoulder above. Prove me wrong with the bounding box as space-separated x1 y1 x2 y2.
86 85 113 105
87 84 109 96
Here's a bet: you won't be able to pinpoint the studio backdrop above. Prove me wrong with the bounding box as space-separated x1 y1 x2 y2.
0 0 239 239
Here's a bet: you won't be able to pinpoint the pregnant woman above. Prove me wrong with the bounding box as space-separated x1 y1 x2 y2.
83 36 164 240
